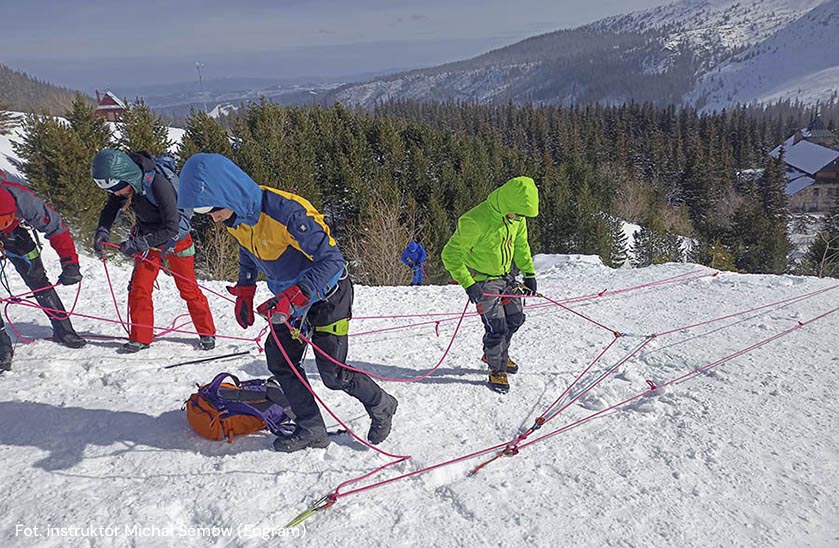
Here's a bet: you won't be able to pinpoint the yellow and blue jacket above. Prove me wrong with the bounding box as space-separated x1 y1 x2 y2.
178 153 345 300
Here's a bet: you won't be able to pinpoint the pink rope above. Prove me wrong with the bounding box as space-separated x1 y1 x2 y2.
518 304 839 450
102 242 236 304
655 283 839 337
298 300 472 383
268 318 410 461
328 300 839 504
101 256 131 335
1 280 84 345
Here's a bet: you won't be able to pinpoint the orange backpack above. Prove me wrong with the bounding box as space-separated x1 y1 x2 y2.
185 373 295 443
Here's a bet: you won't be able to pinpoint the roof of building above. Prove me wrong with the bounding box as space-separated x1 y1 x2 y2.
785 170 816 196
95 91 127 111
771 132 839 175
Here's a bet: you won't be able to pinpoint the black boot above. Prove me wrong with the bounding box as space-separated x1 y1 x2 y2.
37 288 86 349
366 391 398 445
0 328 13 372
272 426 330 452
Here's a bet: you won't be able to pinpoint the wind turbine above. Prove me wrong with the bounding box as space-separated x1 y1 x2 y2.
195 62 207 113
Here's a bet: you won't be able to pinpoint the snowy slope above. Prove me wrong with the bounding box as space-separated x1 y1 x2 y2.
334 0 834 110
688 0 839 111
1 249 837 547
599 0 827 52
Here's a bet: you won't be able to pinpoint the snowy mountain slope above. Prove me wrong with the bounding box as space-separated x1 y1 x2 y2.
333 0 834 110
598 0 827 52
1 249 837 547
688 0 839 111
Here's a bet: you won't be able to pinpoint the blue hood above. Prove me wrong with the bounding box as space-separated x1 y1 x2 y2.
178 153 263 228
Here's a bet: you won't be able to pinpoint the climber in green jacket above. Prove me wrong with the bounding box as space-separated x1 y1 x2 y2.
441 176 539 394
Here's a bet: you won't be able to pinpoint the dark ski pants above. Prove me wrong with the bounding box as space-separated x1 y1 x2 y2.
475 277 525 373
265 276 385 435
411 265 424 285
0 226 77 339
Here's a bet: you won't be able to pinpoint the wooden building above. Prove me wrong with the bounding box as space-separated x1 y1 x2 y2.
94 90 127 122
770 119 839 213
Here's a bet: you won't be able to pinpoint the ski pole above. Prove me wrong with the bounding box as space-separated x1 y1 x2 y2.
163 350 251 369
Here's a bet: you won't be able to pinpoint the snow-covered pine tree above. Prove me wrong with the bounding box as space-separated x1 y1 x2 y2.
0 98 16 135
606 217 628 268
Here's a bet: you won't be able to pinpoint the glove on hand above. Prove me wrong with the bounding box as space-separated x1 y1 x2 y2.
256 285 310 324
93 226 110 258
118 235 150 258
465 283 483 304
522 277 537 296
227 284 256 329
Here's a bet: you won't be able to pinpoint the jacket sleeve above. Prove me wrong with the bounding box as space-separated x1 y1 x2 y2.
513 219 535 277
263 192 345 297
6 183 78 264
441 215 480 288
97 194 126 231
143 174 180 247
417 244 427 265
400 247 411 266
237 246 259 286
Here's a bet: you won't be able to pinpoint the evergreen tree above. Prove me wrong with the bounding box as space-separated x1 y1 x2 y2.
12 113 101 241
0 98 16 135
175 109 233 166
803 202 839 278
728 203 790 274
119 98 171 154
760 151 788 219
630 227 655 268
605 217 628 268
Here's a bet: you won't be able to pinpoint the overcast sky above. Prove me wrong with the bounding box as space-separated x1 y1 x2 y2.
2 0 674 90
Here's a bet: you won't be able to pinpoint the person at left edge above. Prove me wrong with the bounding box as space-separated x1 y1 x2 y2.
0 171 86 372
177 153 399 453
90 149 217 354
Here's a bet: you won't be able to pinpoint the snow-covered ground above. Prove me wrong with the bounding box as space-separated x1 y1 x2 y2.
1 249 837 547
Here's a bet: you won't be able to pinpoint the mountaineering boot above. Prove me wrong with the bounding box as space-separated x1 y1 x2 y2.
41 288 86 349
488 370 510 394
366 391 398 445
0 328 13 372
482 355 518 374
272 427 330 452
198 336 216 351
55 330 86 349
118 341 150 354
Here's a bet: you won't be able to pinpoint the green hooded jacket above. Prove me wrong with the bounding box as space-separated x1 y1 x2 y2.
441 176 539 288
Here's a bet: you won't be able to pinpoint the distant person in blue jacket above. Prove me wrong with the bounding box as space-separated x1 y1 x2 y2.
401 241 427 285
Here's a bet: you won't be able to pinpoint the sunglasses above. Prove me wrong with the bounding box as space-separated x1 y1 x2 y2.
94 178 131 193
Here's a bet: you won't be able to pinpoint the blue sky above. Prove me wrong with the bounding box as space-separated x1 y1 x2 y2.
2 0 673 90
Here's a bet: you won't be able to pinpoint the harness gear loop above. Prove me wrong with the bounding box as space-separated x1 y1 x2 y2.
314 317 350 337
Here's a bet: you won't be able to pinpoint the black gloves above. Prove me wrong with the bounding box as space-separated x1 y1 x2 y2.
522 277 537 296
58 262 83 285
93 226 110 258
465 283 483 303
118 235 150 258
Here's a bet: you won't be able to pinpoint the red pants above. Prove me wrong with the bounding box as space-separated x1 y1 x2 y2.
128 234 216 344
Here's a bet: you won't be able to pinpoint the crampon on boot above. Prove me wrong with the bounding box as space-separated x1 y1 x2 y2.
488 370 510 394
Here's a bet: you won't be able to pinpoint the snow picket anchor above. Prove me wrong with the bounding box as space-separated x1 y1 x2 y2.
469 443 521 476
285 493 337 528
